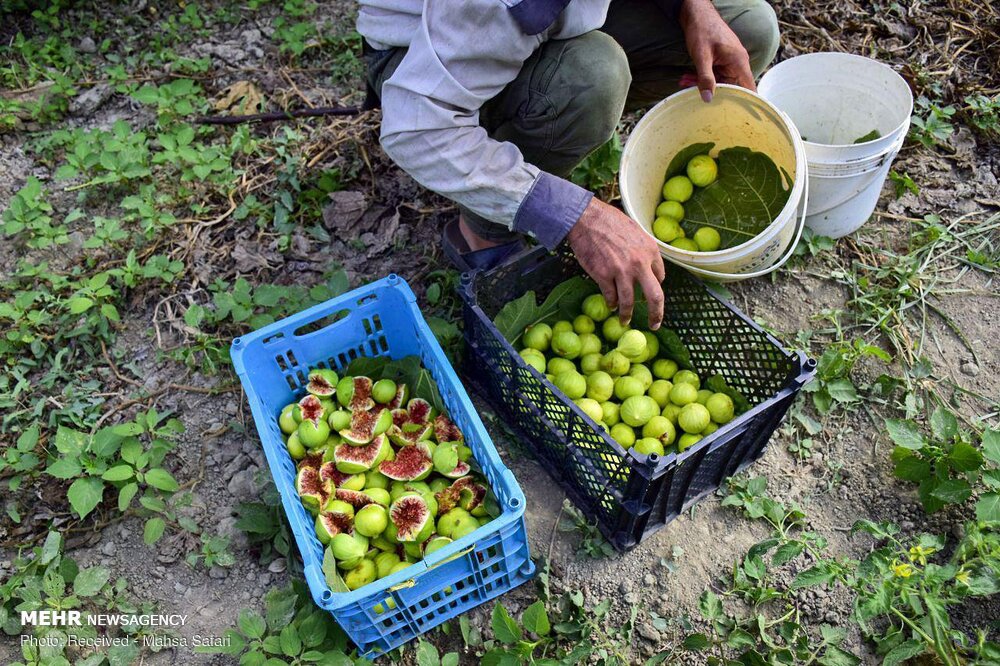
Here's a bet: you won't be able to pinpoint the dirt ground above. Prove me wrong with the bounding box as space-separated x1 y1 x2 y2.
1 0 998 664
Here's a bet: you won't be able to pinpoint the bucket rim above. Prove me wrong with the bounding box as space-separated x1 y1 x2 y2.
759 52 914 151
623 84 808 262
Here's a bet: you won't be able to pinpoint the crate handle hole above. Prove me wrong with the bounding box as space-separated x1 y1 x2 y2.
507 497 521 509
321 590 332 602
294 308 352 337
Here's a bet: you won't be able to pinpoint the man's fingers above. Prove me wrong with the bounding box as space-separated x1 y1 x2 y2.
652 254 666 283
639 268 665 330
693 50 717 102
616 277 635 326
598 278 618 311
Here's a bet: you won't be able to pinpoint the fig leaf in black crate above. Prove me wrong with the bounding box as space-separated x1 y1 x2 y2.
493 275 598 343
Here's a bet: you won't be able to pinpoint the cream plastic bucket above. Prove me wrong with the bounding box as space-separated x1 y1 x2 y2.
620 85 808 282
757 53 913 238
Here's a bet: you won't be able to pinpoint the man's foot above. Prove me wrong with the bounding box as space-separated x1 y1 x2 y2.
441 218 527 273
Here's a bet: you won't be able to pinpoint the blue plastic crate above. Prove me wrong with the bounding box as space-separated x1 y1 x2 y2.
230 274 535 659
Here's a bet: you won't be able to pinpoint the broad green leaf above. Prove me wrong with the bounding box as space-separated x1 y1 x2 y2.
679 146 792 247
930 406 958 441
67 297 94 314
323 548 350 593
238 609 267 640
47 457 83 479
55 426 87 455
818 645 860 666
885 419 924 450
882 639 925 666
930 479 972 504
772 541 804 566
297 611 327 648
819 624 846 645
112 422 144 437
481 650 522 666
825 379 858 403
698 589 723 619
67 477 104 519
73 566 110 597
279 624 301 658
493 276 597 343
91 429 123 458
893 455 930 482
41 531 62 564
143 517 166 544
682 633 710 651
976 493 1000 522
16 425 40 452
415 640 440 666
490 604 522 645
100 303 120 322
441 653 459 666
144 468 179 492
521 600 550 636
947 442 983 472
101 465 134 482
918 478 946 513
118 482 139 512
982 428 1000 464
791 565 836 589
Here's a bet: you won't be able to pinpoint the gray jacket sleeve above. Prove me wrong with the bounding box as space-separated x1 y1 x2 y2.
378 0 593 250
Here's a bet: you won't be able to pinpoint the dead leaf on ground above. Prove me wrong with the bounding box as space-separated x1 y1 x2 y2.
213 80 265 113
322 190 368 232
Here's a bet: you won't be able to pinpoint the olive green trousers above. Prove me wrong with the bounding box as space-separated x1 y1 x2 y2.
367 0 780 242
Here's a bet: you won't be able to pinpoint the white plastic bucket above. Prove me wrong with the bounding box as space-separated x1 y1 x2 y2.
620 84 808 282
758 53 913 238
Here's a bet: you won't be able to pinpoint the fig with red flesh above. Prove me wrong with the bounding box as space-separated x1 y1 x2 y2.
379 445 433 481
387 383 409 409
389 494 432 542
334 488 377 509
435 476 487 515
340 407 393 445
337 376 376 411
295 466 329 514
319 462 353 488
432 414 463 443
387 399 434 447
441 460 471 479
334 434 390 474
297 395 325 425
315 511 353 544
307 369 339 397
298 451 325 472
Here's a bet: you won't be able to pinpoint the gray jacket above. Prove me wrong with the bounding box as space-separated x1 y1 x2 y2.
358 0 614 249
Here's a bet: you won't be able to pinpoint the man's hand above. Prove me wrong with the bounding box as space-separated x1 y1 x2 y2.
680 0 755 102
567 198 665 330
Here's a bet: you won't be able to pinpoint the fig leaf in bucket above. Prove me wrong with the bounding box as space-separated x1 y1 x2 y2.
664 144 792 250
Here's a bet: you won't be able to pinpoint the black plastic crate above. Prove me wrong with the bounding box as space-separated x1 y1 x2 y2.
459 247 815 551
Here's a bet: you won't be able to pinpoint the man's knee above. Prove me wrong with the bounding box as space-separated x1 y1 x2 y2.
551 31 631 152
729 0 780 76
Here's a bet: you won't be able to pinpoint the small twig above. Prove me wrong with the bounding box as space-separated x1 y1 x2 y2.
195 105 363 125
101 340 143 388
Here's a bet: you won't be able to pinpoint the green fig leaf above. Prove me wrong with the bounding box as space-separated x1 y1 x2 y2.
678 146 792 248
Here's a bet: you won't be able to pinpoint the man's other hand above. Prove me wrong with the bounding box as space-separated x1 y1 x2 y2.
566 198 665 330
680 0 755 102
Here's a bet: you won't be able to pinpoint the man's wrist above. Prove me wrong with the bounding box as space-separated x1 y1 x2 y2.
513 172 593 251
679 0 713 30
